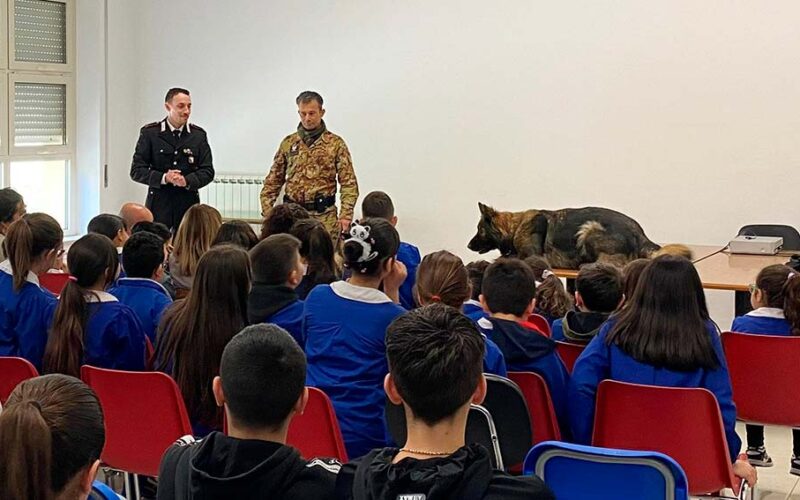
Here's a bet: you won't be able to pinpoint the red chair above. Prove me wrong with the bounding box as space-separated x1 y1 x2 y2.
287 387 348 462
525 314 551 337
0 357 38 403
592 380 746 497
38 272 71 295
555 340 586 374
81 365 192 498
722 331 800 426
507 371 561 444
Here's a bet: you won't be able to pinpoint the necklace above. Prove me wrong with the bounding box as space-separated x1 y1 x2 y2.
399 447 453 457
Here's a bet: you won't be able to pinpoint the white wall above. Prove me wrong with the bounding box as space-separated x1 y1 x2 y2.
89 0 800 323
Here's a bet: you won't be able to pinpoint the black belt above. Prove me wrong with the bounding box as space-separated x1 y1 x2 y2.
283 194 336 213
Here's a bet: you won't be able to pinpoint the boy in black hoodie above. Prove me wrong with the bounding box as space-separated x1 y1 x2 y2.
551 262 623 343
157 324 341 500
336 304 554 500
476 259 570 437
247 234 306 346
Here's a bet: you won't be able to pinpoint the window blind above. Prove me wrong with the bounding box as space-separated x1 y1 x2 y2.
14 0 67 64
14 82 66 146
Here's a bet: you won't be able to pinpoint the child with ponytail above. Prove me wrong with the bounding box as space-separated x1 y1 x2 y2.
43 233 146 377
732 264 800 473
0 213 63 369
414 250 507 376
524 255 573 326
290 218 339 299
304 218 407 459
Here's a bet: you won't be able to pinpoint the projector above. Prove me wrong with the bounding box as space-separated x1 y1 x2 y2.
728 235 783 255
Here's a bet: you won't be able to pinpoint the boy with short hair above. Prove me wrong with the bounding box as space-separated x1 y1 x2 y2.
336 304 553 499
478 258 570 434
551 262 623 343
361 191 420 310
157 324 341 499
131 220 177 298
464 260 490 322
248 234 306 346
109 231 172 343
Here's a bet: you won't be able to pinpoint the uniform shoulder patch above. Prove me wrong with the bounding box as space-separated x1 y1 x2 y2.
142 121 160 130
188 123 205 132
172 434 197 447
306 457 342 474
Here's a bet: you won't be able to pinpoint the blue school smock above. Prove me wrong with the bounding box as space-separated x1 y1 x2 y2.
397 242 421 310
463 299 488 323
483 335 507 377
266 301 305 346
0 261 57 370
731 307 792 336
479 317 571 437
568 320 741 461
109 278 172 344
303 281 405 459
77 292 147 371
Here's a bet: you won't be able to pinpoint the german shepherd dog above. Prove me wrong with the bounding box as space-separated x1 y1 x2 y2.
468 203 661 268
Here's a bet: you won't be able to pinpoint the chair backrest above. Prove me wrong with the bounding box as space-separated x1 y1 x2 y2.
286 387 348 462
555 341 586 374
738 224 800 250
526 314 552 337
38 272 71 295
0 356 38 403
507 371 561 443
81 365 192 477
385 401 504 469
722 331 800 426
482 374 533 469
524 441 689 500
592 380 737 496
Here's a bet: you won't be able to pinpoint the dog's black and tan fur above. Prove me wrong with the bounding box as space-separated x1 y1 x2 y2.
468 203 661 268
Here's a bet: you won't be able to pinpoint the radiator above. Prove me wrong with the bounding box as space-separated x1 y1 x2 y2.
200 174 263 221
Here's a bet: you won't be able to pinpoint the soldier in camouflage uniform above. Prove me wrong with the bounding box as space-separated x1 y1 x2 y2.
260 91 358 241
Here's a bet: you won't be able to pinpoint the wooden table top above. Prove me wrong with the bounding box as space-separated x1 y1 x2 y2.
552 244 796 292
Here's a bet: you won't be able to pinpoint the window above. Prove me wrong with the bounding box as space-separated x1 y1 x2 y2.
0 0 75 232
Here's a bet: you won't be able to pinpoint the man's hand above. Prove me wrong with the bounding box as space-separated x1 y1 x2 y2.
164 170 182 185
173 174 187 188
339 218 352 234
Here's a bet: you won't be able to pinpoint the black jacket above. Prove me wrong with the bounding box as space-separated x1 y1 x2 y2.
157 432 340 500
131 119 214 230
335 444 554 500
561 310 610 343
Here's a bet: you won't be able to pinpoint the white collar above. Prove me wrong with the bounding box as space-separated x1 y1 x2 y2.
117 247 123 255
477 317 493 330
746 307 785 319
330 280 393 304
84 291 119 303
163 117 190 134
463 299 482 308
118 277 170 295
0 260 40 287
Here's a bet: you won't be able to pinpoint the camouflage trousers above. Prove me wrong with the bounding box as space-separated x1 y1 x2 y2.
313 207 343 249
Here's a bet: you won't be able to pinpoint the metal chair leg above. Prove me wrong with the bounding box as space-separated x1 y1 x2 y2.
133 473 141 500
123 471 130 499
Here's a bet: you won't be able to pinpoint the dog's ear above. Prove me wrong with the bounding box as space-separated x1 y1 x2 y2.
478 202 496 218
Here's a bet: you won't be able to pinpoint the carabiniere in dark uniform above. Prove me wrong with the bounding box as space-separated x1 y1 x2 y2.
130 119 215 230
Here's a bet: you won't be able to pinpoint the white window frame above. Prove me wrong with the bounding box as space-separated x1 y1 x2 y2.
0 73 7 157
0 0 8 70
7 153 73 230
8 72 74 155
8 0 73 72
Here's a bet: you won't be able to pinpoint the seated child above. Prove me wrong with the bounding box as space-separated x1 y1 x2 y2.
361 191 420 310
732 264 800 473
109 231 172 344
213 220 259 250
260 202 309 239
336 304 554 500
88 213 129 280
621 258 649 310
290 218 340 299
552 263 623 343
415 250 507 376
464 260 490 322
524 255 573 326
158 324 340 499
477 258 570 434
248 234 306 346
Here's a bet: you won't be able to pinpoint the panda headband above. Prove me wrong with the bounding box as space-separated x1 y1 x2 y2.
345 221 379 272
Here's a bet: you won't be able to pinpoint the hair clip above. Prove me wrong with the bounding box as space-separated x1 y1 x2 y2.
67 275 78 283
345 222 378 265
541 269 555 279
430 294 442 303
789 272 797 281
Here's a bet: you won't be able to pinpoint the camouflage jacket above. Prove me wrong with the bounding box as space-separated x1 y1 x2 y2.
260 130 358 219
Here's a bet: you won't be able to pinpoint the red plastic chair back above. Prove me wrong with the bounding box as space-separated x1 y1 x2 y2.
507 371 561 444
81 365 192 477
555 341 586 374
525 314 552 337
722 331 800 426
593 380 738 496
0 357 38 403
287 387 348 462
38 272 71 295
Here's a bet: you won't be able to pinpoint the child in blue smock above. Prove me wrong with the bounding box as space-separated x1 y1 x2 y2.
476 258 570 437
43 233 146 377
304 218 407 459
569 255 756 486
0 213 63 369
551 263 622 343
731 264 800 473
247 233 306 346
360 191 421 310
109 231 172 344
414 250 507 376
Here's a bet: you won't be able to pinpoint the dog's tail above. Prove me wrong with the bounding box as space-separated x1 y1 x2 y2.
650 243 694 261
